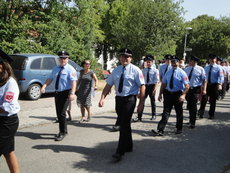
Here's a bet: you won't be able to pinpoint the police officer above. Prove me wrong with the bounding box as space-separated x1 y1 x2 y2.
0 59 20 173
99 48 145 161
41 51 77 141
154 56 189 136
133 55 159 122
220 59 228 100
159 54 172 81
198 54 224 119
184 55 206 128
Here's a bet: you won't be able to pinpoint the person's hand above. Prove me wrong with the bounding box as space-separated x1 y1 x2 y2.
94 86 98 90
218 84 222 90
202 90 206 95
158 94 162 102
41 87 45 94
98 99 104 107
179 94 185 102
69 94 75 101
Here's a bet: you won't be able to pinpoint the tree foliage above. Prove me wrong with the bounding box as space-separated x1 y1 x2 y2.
0 0 229 70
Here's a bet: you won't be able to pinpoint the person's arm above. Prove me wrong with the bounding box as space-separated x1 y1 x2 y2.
137 84 146 113
98 84 112 107
179 84 189 102
69 80 76 101
158 83 166 102
41 78 52 93
92 73 98 90
202 80 207 95
152 82 159 95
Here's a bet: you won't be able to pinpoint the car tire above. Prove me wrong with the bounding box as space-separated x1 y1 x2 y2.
26 83 41 100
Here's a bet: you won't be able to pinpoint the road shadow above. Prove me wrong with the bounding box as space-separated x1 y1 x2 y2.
16 131 55 140
32 116 230 173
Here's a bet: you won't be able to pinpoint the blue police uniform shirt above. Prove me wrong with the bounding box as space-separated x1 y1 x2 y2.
184 65 206 87
204 64 224 84
0 77 20 116
221 65 228 79
106 63 145 96
163 67 189 92
142 67 159 84
159 63 172 80
49 63 77 92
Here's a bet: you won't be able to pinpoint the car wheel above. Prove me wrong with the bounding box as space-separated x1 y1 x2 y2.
26 84 41 100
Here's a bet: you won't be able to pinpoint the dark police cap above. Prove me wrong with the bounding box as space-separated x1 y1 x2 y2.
190 55 199 62
0 49 13 63
164 54 172 60
119 48 133 57
144 54 154 61
171 55 180 62
208 54 216 59
217 56 222 62
57 51 69 58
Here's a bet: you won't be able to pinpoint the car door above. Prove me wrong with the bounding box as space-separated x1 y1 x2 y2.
40 57 57 93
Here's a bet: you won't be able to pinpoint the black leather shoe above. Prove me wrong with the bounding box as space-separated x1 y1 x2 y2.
189 125 195 129
150 115 156 120
112 125 120 131
55 133 66 141
112 153 122 161
152 130 164 136
175 130 182 134
208 116 214 120
132 117 141 122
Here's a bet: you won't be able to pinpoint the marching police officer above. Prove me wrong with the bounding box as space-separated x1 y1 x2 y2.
133 55 159 122
99 48 145 161
184 55 206 128
198 54 224 119
159 54 172 81
154 56 189 136
41 51 77 141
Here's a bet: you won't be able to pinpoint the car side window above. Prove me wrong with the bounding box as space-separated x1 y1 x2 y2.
42 57 57 70
30 58 41 69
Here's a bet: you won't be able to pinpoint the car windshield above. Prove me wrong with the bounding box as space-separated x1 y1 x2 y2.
9 55 28 70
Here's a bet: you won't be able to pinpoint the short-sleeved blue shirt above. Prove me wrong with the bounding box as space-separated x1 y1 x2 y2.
163 67 189 92
159 63 172 80
106 63 145 96
49 63 77 92
184 65 206 87
142 67 159 85
204 64 224 84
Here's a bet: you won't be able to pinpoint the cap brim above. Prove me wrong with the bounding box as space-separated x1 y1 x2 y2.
120 53 132 57
59 55 69 58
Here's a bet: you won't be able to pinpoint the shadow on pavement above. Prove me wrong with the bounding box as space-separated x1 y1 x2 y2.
32 117 230 173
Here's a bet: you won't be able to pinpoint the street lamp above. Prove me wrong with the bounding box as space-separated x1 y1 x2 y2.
183 27 192 59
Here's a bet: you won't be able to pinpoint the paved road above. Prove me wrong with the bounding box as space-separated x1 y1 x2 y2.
1 91 230 173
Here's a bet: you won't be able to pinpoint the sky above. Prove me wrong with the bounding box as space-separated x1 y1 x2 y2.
177 0 230 21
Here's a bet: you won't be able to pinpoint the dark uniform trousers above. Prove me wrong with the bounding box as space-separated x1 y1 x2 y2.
55 90 70 134
115 95 136 155
157 90 183 132
138 84 156 119
198 83 219 118
186 86 201 126
220 78 227 99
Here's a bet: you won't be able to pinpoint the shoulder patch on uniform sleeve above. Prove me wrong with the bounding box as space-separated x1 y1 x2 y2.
72 72 76 77
139 72 144 79
184 76 188 81
4 92 14 102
